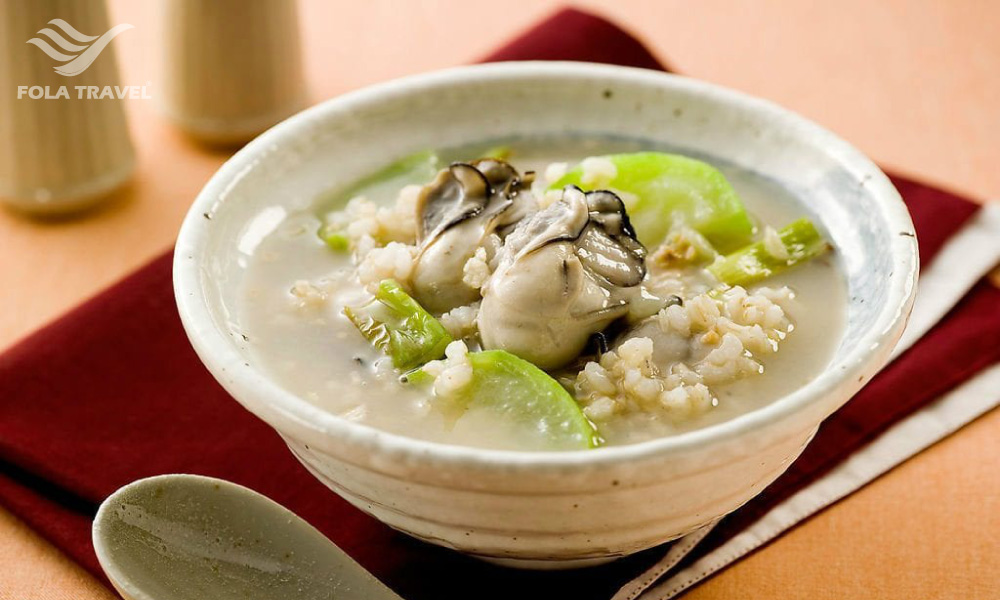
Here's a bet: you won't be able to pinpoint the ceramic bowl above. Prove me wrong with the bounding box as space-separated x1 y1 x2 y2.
174 62 917 568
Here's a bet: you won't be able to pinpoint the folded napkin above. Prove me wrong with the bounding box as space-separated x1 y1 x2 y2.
2 8 1000 600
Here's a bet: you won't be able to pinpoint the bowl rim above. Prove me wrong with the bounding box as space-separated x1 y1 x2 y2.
174 61 918 470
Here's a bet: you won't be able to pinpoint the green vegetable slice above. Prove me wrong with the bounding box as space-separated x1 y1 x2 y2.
318 150 439 249
550 152 755 252
480 145 512 160
707 218 830 286
318 228 350 252
343 280 452 371
415 349 600 450
338 149 439 203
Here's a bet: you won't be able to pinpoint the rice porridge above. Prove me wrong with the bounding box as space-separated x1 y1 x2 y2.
239 138 846 451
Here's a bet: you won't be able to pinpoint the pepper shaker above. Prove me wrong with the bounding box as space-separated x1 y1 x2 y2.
0 0 135 214
159 0 306 145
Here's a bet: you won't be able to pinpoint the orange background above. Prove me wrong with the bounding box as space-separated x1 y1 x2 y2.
1 1 998 599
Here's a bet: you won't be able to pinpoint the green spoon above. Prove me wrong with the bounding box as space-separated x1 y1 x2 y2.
93 474 403 600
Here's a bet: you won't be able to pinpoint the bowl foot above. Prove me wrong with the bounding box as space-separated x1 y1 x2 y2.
475 554 622 570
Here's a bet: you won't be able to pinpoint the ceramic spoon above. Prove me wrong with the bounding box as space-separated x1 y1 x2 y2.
92 474 402 600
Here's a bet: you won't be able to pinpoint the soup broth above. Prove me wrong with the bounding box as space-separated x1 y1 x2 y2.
239 138 846 450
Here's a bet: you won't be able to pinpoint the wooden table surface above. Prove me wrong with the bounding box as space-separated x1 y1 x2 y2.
1 1 998 598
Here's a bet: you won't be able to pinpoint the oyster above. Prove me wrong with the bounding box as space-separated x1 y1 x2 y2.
478 186 647 369
614 295 691 369
410 159 534 313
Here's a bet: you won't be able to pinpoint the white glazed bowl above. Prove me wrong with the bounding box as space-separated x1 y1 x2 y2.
174 62 917 568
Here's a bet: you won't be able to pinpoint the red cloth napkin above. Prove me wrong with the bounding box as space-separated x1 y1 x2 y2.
1 8 998 600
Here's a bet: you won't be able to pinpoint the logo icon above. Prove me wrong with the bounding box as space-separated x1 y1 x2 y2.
26 18 133 77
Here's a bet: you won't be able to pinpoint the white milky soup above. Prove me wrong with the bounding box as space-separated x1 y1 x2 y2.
239 138 846 451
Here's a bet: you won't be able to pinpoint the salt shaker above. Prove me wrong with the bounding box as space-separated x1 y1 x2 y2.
0 0 135 214
159 0 306 145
